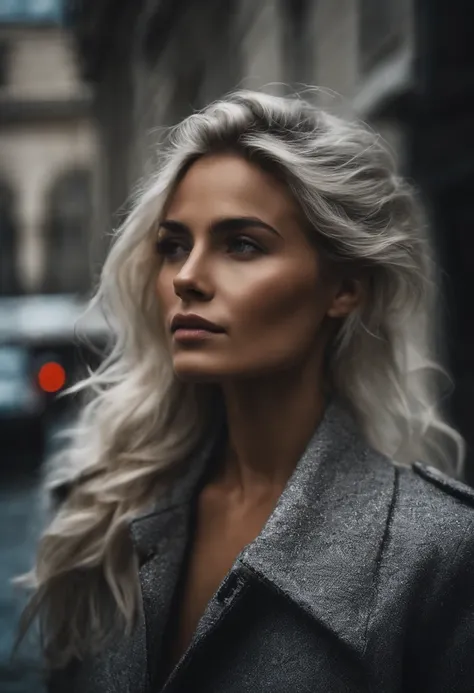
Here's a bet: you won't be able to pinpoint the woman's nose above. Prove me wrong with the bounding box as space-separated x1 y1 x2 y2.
172 250 214 302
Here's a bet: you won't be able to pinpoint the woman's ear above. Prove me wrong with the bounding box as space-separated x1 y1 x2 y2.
326 277 365 318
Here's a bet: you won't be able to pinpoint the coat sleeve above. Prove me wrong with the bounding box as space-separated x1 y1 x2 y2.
45 662 80 693
407 522 474 692
44 656 106 693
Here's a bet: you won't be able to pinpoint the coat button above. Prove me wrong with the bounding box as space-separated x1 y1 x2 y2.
216 572 245 604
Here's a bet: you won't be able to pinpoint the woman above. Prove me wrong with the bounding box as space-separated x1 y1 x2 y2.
17 90 474 692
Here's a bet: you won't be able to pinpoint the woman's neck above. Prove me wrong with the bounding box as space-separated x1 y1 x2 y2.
213 358 327 505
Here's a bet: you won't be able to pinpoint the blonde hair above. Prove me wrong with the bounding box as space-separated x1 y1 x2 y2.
17 89 463 668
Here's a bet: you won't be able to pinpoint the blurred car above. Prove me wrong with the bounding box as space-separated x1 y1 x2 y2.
0 342 44 453
0 294 112 460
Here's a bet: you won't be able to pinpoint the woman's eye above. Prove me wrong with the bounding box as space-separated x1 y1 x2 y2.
155 238 187 260
155 235 263 260
228 237 262 256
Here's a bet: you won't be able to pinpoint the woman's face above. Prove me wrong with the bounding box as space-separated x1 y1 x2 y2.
155 153 351 382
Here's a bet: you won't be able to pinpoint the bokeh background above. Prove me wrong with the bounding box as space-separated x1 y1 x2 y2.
1 0 473 690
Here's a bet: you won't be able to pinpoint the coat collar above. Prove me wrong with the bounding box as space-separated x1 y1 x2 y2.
129 399 396 669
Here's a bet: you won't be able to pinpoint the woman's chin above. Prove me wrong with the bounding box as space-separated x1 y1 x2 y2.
174 370 221 384
172 357 226 383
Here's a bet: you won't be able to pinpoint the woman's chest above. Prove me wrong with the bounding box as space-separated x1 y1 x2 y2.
166 529 243 669
163 493 277 676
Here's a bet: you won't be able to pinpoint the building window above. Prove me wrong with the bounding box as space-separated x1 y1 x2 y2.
42 169 92 295
359 0 409 74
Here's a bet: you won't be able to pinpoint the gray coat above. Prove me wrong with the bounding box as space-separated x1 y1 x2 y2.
47 401 474 692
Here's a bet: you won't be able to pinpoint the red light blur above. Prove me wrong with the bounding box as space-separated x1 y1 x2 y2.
38 362 66 393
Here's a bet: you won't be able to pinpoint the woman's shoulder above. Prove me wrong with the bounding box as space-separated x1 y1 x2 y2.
372 457 474 627
389 459 474 560
368 459 474 691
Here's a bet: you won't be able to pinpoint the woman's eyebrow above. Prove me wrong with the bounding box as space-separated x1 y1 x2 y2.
158 220 188 234
159 216 281 237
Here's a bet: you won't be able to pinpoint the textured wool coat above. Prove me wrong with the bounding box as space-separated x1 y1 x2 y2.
47 401 474 692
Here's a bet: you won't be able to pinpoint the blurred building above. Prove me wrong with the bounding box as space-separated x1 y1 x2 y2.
0 0 99 297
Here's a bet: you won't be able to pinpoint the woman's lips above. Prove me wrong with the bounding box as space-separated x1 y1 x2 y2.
170 313 225 341
173 328 224 342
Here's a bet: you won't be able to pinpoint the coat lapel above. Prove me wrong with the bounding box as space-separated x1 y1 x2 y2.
239 400 397 658
128 399 397 685
128 435 218 686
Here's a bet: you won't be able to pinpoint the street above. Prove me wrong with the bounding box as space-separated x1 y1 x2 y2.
0 458 47 693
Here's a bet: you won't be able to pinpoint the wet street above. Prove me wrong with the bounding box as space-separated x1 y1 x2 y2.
0 458 47 693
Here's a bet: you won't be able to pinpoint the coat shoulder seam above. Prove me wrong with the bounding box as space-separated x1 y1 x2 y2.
411 460 474 508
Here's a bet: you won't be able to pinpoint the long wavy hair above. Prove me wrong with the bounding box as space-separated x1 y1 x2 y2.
17 89 463 668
